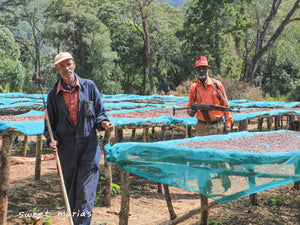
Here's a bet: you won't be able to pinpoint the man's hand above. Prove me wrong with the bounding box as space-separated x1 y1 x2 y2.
101 121 114 132
187 109 196 117
224 126 230 134
49 140 58 154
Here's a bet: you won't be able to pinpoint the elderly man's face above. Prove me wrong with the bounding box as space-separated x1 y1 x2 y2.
195 66 209 80
55 59 76 84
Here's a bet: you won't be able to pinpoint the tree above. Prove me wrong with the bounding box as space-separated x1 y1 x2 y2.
147 1 184 93
126 0 155 95
97 0 144 94
177 0 253 80
88 31 122 94
0 0 52 93
0 25 25 92
44 0 104 77
241 0 300 83
44 0 123 94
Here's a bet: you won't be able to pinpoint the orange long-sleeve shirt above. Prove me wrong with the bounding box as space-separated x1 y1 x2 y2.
188 77 233 127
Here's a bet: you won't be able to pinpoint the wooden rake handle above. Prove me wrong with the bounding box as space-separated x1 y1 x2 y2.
45 109 74 225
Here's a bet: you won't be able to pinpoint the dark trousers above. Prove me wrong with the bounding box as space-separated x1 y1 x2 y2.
58 134 101 225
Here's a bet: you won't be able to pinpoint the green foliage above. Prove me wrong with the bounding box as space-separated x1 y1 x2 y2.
287 83 300 101
53 199 60 208
264 195 286 210
0 0 299 98
111 183 121 196
43 216 51 225
177 0 253 79
44 0 104 78
225 213 232 225
209 219 218 225
97 0 145 94
0 25 26 92
0 25 20 60
88 30 123 94
254 51 300 98
148 1 184 93
94 177 121 206
265 95 288 102
0 59 26 92
0 83 10 93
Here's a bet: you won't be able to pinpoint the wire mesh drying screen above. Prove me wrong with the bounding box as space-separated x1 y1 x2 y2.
105 130 300 204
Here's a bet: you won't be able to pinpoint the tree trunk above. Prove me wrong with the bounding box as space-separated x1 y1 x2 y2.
241 0 300 83
140 6 154 94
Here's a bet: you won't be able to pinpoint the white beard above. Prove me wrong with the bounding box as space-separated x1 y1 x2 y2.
197 70 209 80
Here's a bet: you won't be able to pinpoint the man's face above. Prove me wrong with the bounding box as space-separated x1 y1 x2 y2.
195 66 209 80
55 59 76 82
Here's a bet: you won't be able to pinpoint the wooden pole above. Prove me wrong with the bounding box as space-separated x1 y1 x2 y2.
185 125 188 138
143 127 150 142
35 134 43 181
22 135 28 157
161 126 166 141
163 184 177 220
171 127 174 140
238 120 248 131
164 202 218 225
250 193 258 205
131 128 136 138
115 128 123 143
119 168 130 225
44 109 74 225
103 130 112 207
257 117 263 131
200 194 209 225
0 135 13 224
294 181 300 190
267 117 273 131
275 116 280 130
242 119 248 131
249 167 258 205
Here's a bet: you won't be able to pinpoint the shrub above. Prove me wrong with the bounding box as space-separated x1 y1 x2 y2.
168 80 194 97
168 75 266 101
287 84 300 101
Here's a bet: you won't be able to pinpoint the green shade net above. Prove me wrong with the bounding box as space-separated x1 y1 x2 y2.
105 133 300 204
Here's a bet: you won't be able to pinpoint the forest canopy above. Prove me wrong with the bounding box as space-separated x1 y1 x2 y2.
0 0 299 101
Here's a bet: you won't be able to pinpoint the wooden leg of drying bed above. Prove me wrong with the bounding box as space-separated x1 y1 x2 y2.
163 184 177 220
0 135 13 224
119 168 130 225
164 201 219 225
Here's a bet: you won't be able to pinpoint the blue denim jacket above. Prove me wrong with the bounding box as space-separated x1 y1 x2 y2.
44 75 109 145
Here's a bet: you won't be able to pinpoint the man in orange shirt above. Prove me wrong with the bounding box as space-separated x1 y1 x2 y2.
187 56 233 136
187 56 233 225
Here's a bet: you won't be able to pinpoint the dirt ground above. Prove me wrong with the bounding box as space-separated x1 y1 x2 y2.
6 151 300 225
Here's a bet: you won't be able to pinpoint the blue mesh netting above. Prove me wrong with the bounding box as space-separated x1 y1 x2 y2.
0 121 44 136
105 130 300 204
14 110 45 117
1 93 300 204
230 99 300 108
0 93 300 134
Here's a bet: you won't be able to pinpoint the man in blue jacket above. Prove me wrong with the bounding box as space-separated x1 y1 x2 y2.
44 52 114 225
